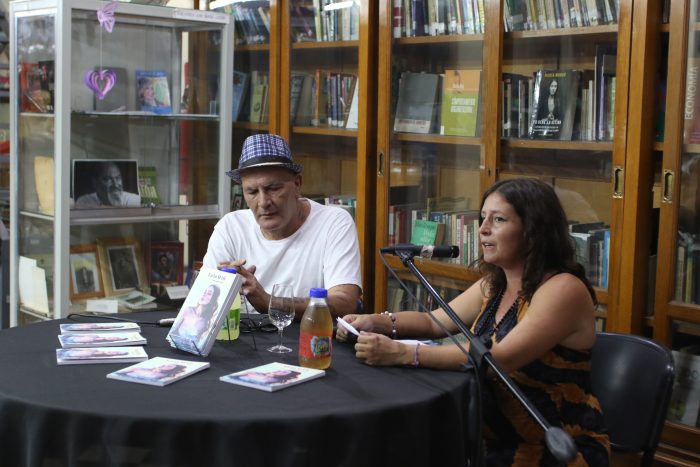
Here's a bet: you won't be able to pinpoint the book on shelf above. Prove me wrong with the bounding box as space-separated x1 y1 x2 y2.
138 165 160 206
248 71 269 123
529 69 581 140
135 70 172 114
668 348 700 427
345 77 360 129
501 72 529 138
58 332 147 348
394 71 442 134
56 346 148 365
410 219 446 246
107 357 210 387
440 69 481 137
34 155 54 215
219 362 325 392
685 57 700 144
59 322 141 334
294 73 316 126
289 72 307 123
594 44 617 141
232 70 250 122
166 267 243 357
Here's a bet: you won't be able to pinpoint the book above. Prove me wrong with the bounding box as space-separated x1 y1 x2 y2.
393 71 441 134
166 267 243 357
440 69 481 137
116 290 157 310
410 219 446 245
684 57 700 144
58 332 147 348
529 69 581 140
135 69 172 114
60 322 141 334
219 362 325 392
107 357 210 387
56 346 148 365
138 166 160 206
232 70 250 121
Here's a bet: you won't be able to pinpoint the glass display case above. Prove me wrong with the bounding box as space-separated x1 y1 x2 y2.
9 0 233 323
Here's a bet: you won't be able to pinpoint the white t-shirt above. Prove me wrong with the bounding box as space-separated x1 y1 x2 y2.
203 199 362 303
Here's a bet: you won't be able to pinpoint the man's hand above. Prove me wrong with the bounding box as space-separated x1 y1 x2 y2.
218 260 268 313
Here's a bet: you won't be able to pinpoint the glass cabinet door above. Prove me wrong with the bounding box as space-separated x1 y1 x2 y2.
375 0 488 314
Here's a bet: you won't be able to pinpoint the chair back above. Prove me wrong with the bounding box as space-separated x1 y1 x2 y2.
591 332 675 467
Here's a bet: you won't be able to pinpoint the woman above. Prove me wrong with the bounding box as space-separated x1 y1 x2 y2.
337 178 609 466
171 284 221 346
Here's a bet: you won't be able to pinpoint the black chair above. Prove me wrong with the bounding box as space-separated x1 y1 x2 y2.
591 332 675 466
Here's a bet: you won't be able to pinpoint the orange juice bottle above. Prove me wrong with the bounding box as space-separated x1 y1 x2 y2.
299 288 332 369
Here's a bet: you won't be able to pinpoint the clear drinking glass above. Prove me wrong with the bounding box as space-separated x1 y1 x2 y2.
267 284 295 353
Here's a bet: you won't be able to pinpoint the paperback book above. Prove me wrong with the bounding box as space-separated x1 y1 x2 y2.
56 346 148 365
58 332 147 348
107 357 210 387
440 69 481 137
59 322 141 334
219 362 325 392
393 71 441 134
135 69 172 114
137 166 161 206
529 69 581 140
166 267 243 357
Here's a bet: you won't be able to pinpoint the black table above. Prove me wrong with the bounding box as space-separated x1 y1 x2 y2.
0 312 474 467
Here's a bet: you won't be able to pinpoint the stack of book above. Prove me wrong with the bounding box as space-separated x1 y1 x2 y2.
56 321 148 365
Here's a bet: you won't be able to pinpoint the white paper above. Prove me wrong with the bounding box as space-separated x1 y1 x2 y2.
166 285 190 299
86 299 119 314
336 316 360 336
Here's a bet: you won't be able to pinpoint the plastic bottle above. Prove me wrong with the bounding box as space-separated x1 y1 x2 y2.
216 268 240 341
299 288 332 369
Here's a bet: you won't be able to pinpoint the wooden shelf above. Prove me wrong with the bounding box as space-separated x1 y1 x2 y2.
394 34 484 45
502 138 614 151
394 133 481 145
384 254 480 285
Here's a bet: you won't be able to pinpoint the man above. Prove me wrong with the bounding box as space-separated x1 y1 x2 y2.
76 161 141 207
203 134 362 319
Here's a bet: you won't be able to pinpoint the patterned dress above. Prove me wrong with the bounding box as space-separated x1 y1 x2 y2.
472 295 610 466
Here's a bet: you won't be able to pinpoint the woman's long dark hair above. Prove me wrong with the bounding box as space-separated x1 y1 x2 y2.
476 178 596 304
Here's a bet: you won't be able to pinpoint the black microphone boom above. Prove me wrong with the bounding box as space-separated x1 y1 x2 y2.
380 243 459 259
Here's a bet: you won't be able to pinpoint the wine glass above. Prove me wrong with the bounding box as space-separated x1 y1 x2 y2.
267 284 295 353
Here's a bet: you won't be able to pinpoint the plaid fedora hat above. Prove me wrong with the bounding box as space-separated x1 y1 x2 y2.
226 134 303 183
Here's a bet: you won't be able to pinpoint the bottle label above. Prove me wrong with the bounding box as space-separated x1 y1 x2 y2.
299 332 332 359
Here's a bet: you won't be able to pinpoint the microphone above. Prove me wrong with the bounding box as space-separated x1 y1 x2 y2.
380 243 459 259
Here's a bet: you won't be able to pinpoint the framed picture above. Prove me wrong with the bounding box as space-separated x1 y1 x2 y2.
147 241 184 285
69 244 104 300
97 237 147 296
72 159 141 208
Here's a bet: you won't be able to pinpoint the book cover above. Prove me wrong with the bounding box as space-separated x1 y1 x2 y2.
440 69 481 137
56 346 148 365
58 332 147 348
410 219 445 245
166 267 243 357
219 362 325 392
529 69 581 140
394 71 441 134
138 166 160 206
60 322 141 334
107 357 210 387
232 70 250 122
593 44 617 141
135 70 172 114
294 73 316 126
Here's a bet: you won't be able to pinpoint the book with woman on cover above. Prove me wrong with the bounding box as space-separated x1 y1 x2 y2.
56 346 148 365
166 267 243 357
59 321 141 334
58 332 147 348
135 70 172 114
220 362 325 392
107 357 210 387
528 69 581 140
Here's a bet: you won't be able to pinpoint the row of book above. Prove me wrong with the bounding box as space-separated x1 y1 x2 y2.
290 71 359 129
569 221 610 289
393 69 481 137
392 0 486 38
503 0 619 32
676 233 700 305
503 52 616 141
233 70 270 124
217 2 271 45
292 0 361 43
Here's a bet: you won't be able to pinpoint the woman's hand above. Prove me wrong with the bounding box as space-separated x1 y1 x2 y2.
354 332 413 366
336 314 380 342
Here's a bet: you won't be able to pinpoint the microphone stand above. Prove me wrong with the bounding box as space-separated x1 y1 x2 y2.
394 250 577 466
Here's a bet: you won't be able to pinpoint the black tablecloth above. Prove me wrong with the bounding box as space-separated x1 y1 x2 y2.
0 312 474 467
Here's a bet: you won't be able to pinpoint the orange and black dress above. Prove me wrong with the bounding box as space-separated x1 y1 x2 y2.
472 292 610 467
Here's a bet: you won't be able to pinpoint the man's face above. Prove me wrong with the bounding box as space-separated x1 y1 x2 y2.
240 167 302 240
95 164 123 205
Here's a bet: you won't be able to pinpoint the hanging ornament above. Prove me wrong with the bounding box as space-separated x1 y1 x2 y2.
84 69 117 100
97 1 118 33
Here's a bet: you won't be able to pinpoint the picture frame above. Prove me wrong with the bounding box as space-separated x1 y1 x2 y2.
72 159 141 208
97 237 147 296
69 244 104 300
147 241 184 285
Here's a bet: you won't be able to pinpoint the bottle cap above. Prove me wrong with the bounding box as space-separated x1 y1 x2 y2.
220 267 237 274
309 287 328 298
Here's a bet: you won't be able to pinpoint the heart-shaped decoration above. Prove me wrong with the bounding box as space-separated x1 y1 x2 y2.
84 69 117 100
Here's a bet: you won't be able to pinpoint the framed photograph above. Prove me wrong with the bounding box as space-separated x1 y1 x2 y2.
147 241 184 285
72 159 141 208
69 244 104 300
97 237 147 296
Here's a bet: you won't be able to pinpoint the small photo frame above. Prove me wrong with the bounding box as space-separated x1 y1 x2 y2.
69 244 104 300
147 241 184 285
97 237 147 296
72 159 141 208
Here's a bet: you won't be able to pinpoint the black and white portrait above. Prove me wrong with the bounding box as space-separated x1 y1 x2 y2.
72 159 141 208
108 245 140 291
69 245 104 300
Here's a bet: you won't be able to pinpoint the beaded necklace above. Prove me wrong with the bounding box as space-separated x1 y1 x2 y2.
474 289 521 341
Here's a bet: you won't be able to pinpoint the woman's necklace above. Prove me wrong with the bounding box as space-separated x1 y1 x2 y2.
474 290 521 340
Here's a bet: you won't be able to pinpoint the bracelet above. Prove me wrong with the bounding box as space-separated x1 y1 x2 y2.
382 311 397 339
412 343 421 368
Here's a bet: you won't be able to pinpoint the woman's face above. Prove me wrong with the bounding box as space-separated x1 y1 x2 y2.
479 192 525 270
199 286 215 305
549 79 558 95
